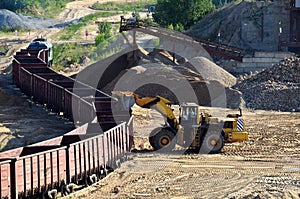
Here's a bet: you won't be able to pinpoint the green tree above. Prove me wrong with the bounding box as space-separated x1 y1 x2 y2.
153 0 215 30
95 22 112 46
0 0 17 11
98 22 112 37
0 0 72 14
95 34 105 46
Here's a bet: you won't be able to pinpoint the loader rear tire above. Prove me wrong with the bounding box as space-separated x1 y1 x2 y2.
151 128 176 152
200 129 224 154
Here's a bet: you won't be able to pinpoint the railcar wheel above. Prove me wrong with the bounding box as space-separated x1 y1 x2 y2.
46 189 57 199
88 174 98 185
61 183 75 196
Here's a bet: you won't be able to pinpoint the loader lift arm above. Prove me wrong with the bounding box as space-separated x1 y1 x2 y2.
113 91 179 132
112 91 179 151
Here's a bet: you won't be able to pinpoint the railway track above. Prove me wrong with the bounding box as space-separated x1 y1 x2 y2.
0 43 133 199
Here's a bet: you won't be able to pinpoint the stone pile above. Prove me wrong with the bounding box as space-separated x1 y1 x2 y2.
235 56 300 112
0 9 60 29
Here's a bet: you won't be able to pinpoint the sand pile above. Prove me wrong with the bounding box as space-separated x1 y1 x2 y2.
143 50 236 87
235 56 300 111
102 53 241 108
187 56 236 87
79 47 241 108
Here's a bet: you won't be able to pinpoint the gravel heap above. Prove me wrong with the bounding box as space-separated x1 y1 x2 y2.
0 9 59 29
187 56 236 87
235 56 300 112
102 63 242 109
81 48 241 108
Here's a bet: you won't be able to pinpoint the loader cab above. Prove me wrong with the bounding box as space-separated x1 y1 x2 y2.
180 103 199 126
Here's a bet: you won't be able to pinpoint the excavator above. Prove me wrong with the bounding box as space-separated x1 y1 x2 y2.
112 91 248 153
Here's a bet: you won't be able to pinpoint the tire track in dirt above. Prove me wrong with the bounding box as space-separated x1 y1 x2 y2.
75 153 300 198
58 0 99 22
71 110 300 199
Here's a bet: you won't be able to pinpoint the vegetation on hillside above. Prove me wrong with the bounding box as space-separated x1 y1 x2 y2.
0 0 73 17
52 43 95 71
153 0 215 30
95 22 112 46
58 11 118 40
212 0 236 7
91 0 157 12
53 21 117 70
52 36 121 71
0 25 30 33
0 46 9 54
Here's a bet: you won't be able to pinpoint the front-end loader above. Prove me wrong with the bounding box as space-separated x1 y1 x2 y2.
113 91 248 153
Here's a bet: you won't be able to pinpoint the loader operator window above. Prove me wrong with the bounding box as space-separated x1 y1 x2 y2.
182 108 188 121
182 107 197 124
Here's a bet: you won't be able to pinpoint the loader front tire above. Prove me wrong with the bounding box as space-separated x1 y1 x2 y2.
151 128 176 152
149 127 161 148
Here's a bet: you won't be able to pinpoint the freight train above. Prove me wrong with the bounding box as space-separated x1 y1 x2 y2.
0 40 133 199
27 38 53 67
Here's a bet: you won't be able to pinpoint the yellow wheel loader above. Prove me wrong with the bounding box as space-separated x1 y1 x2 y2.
113 91 248 153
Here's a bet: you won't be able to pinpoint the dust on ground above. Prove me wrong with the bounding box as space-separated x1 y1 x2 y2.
70 108 300 199
0 70 75 152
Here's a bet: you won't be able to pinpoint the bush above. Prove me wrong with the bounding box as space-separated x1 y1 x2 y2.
153 0 215 30
92 1 157 12
0 25 11 32
95 22 112 46
0 25 30 33
0 0 72 18
95 34 105 46
98 22 112 36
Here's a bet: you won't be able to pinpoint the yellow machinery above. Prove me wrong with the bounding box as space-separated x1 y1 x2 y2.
113 91 248 153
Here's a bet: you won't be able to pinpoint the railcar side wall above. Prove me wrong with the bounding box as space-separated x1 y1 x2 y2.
1 46 135 199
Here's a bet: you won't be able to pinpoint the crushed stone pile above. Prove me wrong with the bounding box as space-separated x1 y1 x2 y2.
235 56 300 112
188 1 287 52
187 56 236 87
103 63 242 109
0 9 59 29
81 48 241 109
144 51 236 87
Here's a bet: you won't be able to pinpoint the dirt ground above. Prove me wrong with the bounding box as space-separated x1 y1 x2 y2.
0 0 152 151
0 71 75 152
1 1 300 198
68 107 300 199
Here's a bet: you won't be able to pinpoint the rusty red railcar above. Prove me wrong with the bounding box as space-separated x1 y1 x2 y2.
0 120 133 199
2 41 135 199
13 49 48 86
0 160 11 198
